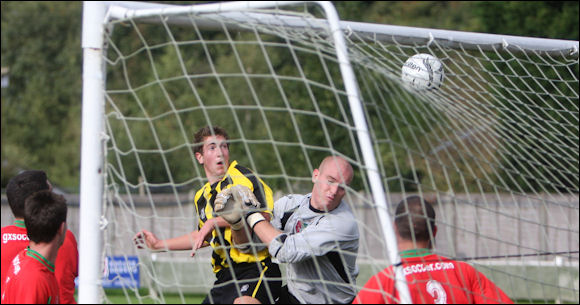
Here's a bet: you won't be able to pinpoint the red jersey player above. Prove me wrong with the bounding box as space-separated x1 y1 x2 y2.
1 191 69 304
353 196 513 304
1 170 79 304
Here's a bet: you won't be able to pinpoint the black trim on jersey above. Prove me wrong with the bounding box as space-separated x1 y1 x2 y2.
219 177 233 194
212 226 231 269
273 233 288 258
280 208 298 230
325 251 351 284
234 164 266 208
196 193 208 224
309 202 326 214
208 181 220 210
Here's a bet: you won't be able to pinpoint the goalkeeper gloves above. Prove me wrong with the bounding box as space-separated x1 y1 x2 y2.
214 185 266 230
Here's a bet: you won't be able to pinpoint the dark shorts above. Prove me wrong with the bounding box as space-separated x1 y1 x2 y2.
202 258 282 304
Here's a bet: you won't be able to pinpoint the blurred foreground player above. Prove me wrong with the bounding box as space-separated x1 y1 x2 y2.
1 191 69 304
1 170 78 303
353 196 513 304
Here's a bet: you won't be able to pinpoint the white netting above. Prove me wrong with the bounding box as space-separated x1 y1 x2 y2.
98 2 578 303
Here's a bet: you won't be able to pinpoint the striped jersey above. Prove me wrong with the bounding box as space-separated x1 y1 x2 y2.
194 160 274 273
1 248 60 304
268 193 359 304
353 250 514 304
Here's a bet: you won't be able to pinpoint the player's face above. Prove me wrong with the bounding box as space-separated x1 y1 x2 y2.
196 135 230 183
310 159 352 211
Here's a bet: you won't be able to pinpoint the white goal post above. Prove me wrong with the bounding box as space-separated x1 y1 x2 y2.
80 1 579 304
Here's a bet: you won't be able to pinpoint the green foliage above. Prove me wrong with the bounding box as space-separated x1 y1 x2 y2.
471 1 579 40
1 2 82 188
1 1 578 193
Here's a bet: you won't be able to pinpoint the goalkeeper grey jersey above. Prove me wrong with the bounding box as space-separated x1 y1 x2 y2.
269 193 359 304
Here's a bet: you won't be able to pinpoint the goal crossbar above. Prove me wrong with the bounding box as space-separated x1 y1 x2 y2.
104 1 579 56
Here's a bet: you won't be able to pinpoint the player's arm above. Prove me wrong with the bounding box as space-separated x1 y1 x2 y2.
252 220 283 245
196 216 252 245
266 217 357 263
133 229 204 251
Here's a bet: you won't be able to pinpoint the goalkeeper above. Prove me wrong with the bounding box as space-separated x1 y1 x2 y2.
352 196 513 304
133 125 281 304
216 156 359 304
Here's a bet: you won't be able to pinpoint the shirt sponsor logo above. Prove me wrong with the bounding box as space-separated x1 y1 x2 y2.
2 233 29 244
403 262 455 275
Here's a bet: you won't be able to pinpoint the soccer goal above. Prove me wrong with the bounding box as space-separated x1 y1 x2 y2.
80 1 579 303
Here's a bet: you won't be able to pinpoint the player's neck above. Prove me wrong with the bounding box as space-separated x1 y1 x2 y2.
207 174 224 185
29 241 60 265
397 239 431 252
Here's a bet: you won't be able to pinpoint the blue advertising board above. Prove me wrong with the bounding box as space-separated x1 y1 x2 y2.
102 255 140 289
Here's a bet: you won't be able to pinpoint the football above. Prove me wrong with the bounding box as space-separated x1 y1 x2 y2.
401 53 444 90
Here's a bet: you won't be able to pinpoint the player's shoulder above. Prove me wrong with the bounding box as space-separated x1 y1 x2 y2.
272 194 305 216
65 230 77 242
328 201 357 222
193 183 209 199
59 230 79 254
321 207 359 235
1 225 20 233
276 193 308 208
229 161 254 177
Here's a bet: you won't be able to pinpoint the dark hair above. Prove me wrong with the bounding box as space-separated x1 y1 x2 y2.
395 196 436 242
24 190 68 243
6 170 50 218
193 125 229 154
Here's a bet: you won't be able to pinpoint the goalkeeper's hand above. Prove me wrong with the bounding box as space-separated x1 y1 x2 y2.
214 185 265 230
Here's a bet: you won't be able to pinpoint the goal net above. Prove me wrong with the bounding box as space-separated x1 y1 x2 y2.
80 1 579 303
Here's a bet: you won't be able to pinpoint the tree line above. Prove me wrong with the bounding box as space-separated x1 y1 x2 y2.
1 1 578 192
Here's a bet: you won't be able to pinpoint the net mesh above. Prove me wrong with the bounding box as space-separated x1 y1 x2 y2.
99 4 578 303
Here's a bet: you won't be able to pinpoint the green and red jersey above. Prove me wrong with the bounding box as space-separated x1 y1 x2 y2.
353 249 513 304
1 221 78 304
1 248 60 304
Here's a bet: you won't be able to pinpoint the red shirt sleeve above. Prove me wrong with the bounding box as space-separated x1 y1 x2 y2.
55 230 79 304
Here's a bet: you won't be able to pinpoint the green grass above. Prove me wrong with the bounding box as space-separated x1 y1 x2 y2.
76 289 206 304
77 289 575 304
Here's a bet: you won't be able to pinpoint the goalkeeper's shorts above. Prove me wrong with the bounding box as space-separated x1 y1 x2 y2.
202 258 282 304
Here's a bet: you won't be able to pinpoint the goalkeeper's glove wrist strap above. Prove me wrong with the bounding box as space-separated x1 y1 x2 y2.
230 219 243 231
247 213 266 230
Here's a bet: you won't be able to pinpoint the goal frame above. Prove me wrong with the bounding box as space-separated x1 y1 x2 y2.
81 1 410 303
80 1 579 304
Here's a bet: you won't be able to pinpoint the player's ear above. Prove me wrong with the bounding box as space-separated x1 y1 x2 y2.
311 168 319 184
432 225 437 238
55 222 66 246
58 222 66 235
195 151 204 165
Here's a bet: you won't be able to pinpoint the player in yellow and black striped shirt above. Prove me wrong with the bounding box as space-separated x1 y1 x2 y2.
134 126 281 304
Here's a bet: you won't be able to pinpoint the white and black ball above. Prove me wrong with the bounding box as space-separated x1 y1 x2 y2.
401 53 444 90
